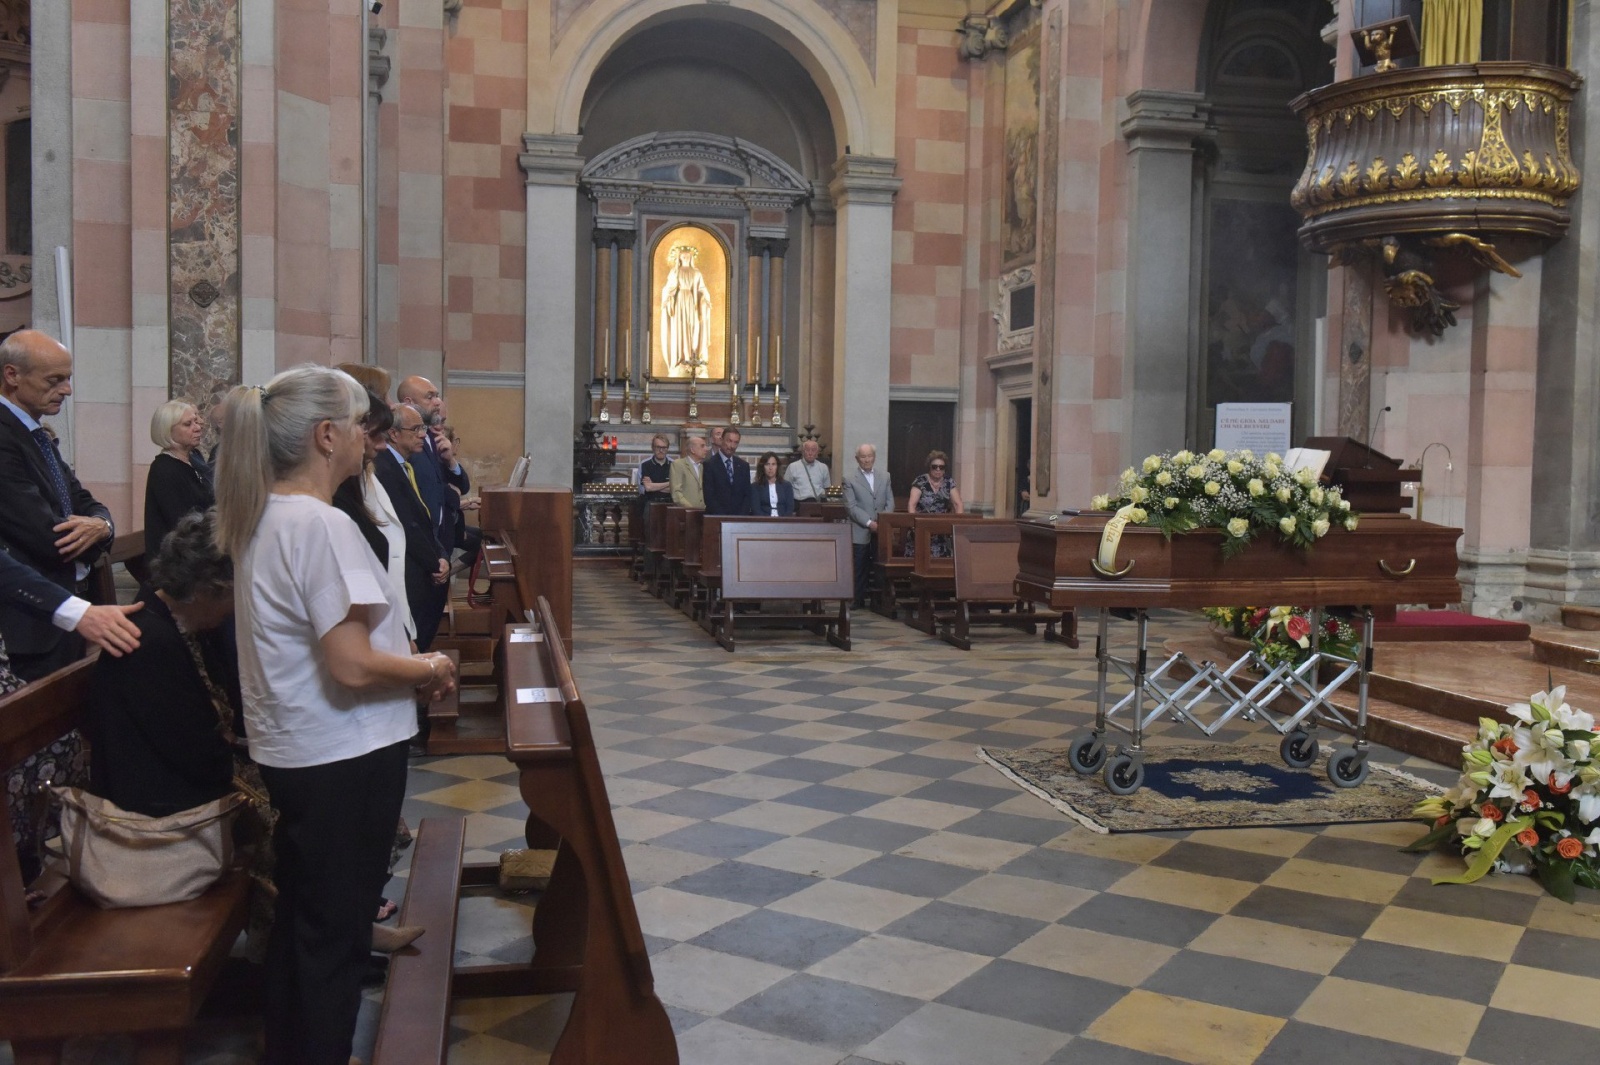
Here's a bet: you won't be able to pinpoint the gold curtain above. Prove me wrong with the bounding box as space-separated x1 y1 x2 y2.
1421 0 1483 65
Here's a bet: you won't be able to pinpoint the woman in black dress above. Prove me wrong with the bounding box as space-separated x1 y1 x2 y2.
144 400 215 557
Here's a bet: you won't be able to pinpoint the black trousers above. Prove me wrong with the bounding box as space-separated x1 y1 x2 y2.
853 537 875 606
257 739 409 1065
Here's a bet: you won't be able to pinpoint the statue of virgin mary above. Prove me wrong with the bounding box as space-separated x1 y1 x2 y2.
659 243 713 374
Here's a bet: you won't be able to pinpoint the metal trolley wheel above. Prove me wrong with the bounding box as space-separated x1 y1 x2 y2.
1327 745 1370 787
1067 733 1106 774
1103 753 1145 796
1279 729 1318 769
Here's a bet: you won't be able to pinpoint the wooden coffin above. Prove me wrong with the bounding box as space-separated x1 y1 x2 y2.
1014 512 1461 610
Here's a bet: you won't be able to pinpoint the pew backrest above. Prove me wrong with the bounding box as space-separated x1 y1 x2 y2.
875 512 915 565
911 514 989 580
719 521 853 602
953 522 1024 600
700 516 821 581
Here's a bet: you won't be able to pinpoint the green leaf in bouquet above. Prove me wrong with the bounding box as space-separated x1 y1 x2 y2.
1402 820 1459 854
1432 818 1533 886
1536 857 1577 903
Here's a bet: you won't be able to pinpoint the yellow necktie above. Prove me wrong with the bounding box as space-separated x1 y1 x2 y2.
402 459 429 516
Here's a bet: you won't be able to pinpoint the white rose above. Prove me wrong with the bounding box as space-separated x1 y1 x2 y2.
1238 449 1255 461
1226 517 1249 538
1204 481 1220 497
1276 487 1292 503
1129 485 1149 503
1343 515 1359 530
1339 499 1352 511
1294 466 1317 486
1312 518 1331 537
1155 471 1172 486
1263 462 1280 479
1187 465 1206 480
1164 496 1180 508
1227 460 1244 475
1247 479 1265 497
1091 494 1111 510
1143 455 1161 473
1207 448 1227 462
1279 516 1297 534
1309 487 1325 505
1265 453 1282 465
1126 507 1148 523
1173 450 1194 465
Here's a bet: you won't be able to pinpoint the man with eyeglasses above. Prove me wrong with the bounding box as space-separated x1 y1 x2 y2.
639 434 674 501
373 403 448 648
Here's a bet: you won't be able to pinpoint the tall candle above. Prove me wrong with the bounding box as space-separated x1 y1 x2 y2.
603 327 610 381
752 336 761 383
623 328 631 380
774 335 782 382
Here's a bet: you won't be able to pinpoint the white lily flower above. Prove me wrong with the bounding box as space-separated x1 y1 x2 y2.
1472 817 1497 837
1575 786 1600 825
1486 759 1533 801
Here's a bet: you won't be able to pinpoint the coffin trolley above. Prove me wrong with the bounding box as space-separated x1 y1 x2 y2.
1013 513 1463 795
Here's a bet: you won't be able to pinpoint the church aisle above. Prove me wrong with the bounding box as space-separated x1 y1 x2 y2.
384 565 1600 1065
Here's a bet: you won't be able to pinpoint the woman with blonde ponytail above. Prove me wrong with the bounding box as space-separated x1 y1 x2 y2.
215 365 457 1065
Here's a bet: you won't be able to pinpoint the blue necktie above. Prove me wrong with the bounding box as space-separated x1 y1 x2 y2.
723 455 733 482
31 427 73 519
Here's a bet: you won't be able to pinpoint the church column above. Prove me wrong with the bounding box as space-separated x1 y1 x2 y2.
768 240 788 388
520 133 584 479
829 156 901 459
745 237 764 383
592 231 612 381
1120 91 1209 457
615 231 636 383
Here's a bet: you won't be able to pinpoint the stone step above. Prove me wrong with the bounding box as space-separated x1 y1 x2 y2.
1561 605 1600 631
1532 631 1600 675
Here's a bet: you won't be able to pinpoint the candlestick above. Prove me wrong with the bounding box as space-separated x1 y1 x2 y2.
623 328 631 380
730 334 737 382
598 379 611 423
774 335 781 382
621 379 632 423
752 335 760 383
768 383 780 427
602 327 610 382
641 376 653 424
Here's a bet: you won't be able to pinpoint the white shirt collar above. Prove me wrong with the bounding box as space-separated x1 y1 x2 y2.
0 393 42 433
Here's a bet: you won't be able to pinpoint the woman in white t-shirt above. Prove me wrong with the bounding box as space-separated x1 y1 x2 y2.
215 365 457 1065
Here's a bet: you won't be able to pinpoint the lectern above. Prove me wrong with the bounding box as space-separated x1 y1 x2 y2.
1302 436 1420 515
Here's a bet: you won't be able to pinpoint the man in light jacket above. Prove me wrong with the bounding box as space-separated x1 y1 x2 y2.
842 443 892 607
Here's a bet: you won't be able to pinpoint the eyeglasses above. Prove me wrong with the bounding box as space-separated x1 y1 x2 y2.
394 424 424 436
930 463 946 470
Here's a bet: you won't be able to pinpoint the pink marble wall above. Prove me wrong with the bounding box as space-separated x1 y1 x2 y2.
890 23 968 394
444 0 529 375
71 0 135 525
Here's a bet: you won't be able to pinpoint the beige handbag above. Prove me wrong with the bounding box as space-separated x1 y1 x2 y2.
50 787 244 909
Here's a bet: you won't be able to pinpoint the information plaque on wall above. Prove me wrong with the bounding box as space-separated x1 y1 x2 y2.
1215 403 1291 455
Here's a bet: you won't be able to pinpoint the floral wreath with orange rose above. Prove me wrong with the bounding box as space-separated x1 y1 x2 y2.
1406 687 1600 902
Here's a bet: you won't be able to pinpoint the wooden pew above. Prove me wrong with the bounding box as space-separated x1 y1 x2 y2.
478 485 574 658
642 501 670 596
908 514 989 634
662 505 697 609
872 512 916 619
943 522 1078 650
87 530 148 607
424 541 518 755
710 522 853 652
796 500 848 522
0 657 253 1064
452 601 678 1065
679 509 707 620
370 816 467 1065
695 516 823 634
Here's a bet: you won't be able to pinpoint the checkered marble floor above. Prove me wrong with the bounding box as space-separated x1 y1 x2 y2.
390 565 1600 1065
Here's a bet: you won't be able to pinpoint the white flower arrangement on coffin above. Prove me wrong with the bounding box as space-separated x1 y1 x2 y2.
1088 448 1359 559
1407 687 1600 902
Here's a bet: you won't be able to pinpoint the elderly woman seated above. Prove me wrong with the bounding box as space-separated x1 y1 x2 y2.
86 510 237 817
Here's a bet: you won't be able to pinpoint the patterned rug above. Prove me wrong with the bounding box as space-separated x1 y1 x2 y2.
979 741 1442 834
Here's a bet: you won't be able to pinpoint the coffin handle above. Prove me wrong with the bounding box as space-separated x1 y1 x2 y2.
1378 558 1416 578
1090 558 1135 579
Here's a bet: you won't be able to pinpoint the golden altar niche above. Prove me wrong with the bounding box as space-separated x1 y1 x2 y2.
1012 513 1464 795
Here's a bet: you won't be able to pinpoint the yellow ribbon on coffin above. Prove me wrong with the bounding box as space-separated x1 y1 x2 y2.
1092 505 1138 579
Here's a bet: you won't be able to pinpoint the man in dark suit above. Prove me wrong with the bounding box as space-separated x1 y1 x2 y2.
0 330 123 679
702 425 753 516
396 375 451 551
0 548 144 661
373 403 448 649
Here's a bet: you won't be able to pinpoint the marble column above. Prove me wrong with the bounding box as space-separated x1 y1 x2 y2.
520 133 584 480
828 156 901 460
768 239 788 387
169 0 242 411
746 237 764 383
1120 90 1209 458
615 231 636 382
592 231 612 381
1526 5 1600 616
